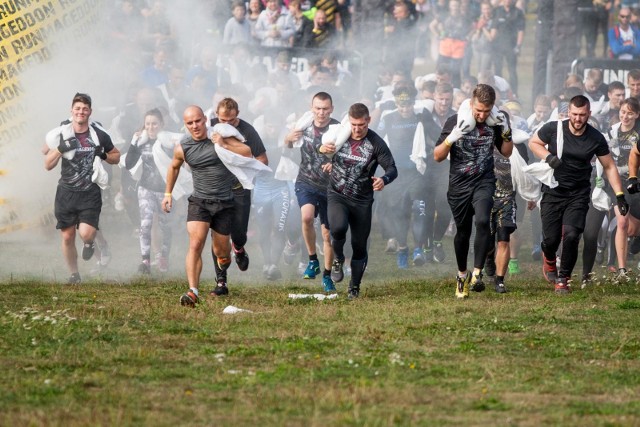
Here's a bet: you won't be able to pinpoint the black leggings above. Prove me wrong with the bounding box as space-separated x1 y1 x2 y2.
328 193 372 261
582 204 608 276
453 197 493 272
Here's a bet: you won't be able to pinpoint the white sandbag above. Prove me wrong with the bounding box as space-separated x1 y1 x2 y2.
214 145 272 190
522 160 559 189
456 98 476 132
512 128 529 144
211 123 246 142
591 159 611 212
91 156 109 190
510 148 541 201
321 116 351 157
274 155 299 181
484 105 501 126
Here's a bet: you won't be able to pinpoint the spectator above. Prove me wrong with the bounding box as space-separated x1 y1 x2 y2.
429 0 471 87
489 0 525 95
223 1 253 45
255 0 295 47
608 6 640 59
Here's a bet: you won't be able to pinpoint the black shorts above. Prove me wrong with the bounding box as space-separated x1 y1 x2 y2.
187 196 236 235
295 181 330 228
54 185 102 230
491 193 517 233
541 189 590 232
448 178 496 227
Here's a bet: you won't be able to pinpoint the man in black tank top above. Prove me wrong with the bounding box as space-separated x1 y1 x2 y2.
162 106 252 306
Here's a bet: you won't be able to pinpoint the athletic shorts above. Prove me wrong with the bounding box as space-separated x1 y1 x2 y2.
187 196 236 235
541 189 590 232
491 194 517 239
294 180 330 228
448 178 496 227
54 185 102 230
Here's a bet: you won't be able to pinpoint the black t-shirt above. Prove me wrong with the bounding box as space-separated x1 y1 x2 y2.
329 129 398 202
537 120 609 196
378 110 429 171
436 114 502 196
297 118 340 189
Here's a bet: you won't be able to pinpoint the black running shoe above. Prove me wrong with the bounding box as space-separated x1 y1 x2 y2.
68 273 81 284
470 273 485 292
233 246 249 271
82 242 95 261
210 280 229 296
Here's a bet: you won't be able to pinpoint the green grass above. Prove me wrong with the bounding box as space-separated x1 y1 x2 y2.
2 267 640 426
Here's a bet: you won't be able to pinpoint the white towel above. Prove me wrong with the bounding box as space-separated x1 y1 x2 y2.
410 121 427 175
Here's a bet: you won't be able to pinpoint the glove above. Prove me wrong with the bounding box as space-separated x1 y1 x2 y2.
95 146 108 160
57 134 79 154
627 177 640 194
595 176 605 189
495 110 512 140
446 126 464 144
545 154 562 169
617 193 629 216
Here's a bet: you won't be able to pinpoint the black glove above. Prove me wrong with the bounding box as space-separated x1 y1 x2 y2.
617 193 629 216
545 154 562 169
57 134 79 154
627 177 640 194
95 146 108 160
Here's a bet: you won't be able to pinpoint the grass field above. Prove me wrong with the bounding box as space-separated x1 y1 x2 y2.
2 225 640 426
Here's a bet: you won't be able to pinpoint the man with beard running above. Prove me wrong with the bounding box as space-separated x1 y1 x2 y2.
529 95 629 294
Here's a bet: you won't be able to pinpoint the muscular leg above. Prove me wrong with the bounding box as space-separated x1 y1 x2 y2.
186 221 210 290
60 226 79 275
300 203 318 257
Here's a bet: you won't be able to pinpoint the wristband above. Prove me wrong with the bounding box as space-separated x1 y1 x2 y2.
616 192 624 196
444 138 453 147
630 176 638 180
164 193 172 197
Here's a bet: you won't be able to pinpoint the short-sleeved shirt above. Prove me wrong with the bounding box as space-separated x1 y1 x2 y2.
436 114 502 197
58 124 115 192
296 118 340 190
610 122 640 180
537 120 610 197
490 6 525 49
378 110 429 171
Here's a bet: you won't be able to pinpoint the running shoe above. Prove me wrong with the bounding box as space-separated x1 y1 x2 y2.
347 281 359 299
433 241 446 263
210 280 229 296
331 258 344 283
82 242 95 261
385 238 398 253
157 256 168 273
484 256 496 277
508 258 520 275
266 264 282 281
554 277 571 295
580 272 592 289
470 272 485 292
531 244 541 261
455 273 469 299
138 260 151 275
98 241 111 267
233 245 249 271
180 290 199 306
283 240 298 265
542 254 558 284
303 259 320 279
617 268 630 282
397 248 409 269
322 275 336 292
412 247 426 266
495 279 508 294
68 272 81 284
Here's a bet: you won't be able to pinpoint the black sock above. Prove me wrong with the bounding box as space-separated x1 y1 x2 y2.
497 275 504 283
323 269 330 277
309 254 318 262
